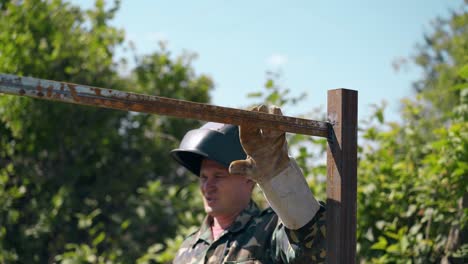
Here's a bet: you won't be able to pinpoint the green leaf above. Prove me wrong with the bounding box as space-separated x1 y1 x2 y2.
371 236 388 250
92 232 106 246
458 64 468 79
266 91 280 104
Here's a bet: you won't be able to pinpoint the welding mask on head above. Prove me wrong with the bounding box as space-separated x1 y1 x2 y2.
170 122 247 176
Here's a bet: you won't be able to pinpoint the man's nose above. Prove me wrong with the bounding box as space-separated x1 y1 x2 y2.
203 177 217 190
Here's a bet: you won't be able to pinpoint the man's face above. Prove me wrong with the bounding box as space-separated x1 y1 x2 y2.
199 159 254 218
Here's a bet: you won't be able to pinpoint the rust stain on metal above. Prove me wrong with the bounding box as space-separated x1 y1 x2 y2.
68 84 80 102
115 101 125 109
47 85 53 97
36 85 44 97
91 87 101 96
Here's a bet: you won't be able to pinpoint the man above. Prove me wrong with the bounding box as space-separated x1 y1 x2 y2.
171 105 326 263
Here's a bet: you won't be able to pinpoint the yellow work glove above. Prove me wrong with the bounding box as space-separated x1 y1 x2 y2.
229 105 290 183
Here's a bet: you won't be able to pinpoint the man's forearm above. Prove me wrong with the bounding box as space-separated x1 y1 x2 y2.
258 158 320 230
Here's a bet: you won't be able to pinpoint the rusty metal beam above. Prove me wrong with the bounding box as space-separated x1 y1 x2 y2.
0 73 329 137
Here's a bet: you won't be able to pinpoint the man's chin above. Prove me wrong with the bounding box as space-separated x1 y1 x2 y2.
204 200 218 213
204 206 223 217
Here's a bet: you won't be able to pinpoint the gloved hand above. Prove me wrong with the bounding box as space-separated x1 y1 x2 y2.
229 105 290 183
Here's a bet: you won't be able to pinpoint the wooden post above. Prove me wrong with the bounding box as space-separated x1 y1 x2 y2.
326 89 358 263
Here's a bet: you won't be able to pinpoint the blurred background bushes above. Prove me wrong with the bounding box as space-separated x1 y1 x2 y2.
0 0 466 263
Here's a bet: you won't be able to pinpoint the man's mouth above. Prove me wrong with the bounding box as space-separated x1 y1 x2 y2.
205 196 217 204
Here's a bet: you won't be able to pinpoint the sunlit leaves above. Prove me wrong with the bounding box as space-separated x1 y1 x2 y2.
0 0 211 263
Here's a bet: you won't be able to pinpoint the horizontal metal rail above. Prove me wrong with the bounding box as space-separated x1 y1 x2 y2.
0 73 329 137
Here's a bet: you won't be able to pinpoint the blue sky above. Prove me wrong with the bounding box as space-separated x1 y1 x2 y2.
71 0 463 122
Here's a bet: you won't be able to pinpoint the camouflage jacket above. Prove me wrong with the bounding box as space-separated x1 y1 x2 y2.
173 200 326 263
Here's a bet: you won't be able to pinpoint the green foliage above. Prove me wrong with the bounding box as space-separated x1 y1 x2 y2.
412 3 468 123
0 0 210 262
247 70 307 109
357 102 467 263
356 5 468 263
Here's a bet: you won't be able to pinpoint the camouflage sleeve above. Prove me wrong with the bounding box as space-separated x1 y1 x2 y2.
271 202 326 263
